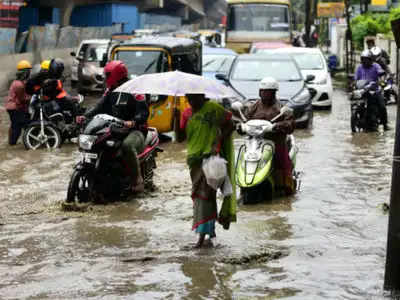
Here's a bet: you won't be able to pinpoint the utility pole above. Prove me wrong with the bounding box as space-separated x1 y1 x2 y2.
384 18 400 296
344 0 353 89
304 0 311 47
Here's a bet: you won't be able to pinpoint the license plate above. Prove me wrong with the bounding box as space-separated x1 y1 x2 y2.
81 152 98 161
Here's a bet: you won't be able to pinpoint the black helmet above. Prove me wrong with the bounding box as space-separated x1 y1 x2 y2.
49 58 64 79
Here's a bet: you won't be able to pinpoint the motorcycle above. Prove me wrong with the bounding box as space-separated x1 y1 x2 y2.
350 80 381 133
380 74 398 105
232 103 299 204
22 92 85 150
66 114 162 204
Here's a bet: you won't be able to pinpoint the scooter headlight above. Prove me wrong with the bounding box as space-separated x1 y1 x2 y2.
79 134 97 150
352 90 363 99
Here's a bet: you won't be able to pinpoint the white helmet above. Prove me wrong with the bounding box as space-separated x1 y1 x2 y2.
370 46 382 57
360 49 373 59
259 77 279 91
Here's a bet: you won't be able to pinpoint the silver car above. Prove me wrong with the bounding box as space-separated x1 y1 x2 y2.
71 39 109 93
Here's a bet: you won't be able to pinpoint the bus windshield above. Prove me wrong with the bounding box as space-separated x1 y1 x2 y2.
228 4 289 33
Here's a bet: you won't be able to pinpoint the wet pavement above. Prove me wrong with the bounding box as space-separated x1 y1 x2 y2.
0 83 396 299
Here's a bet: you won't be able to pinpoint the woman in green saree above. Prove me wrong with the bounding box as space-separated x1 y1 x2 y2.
178 94 236 248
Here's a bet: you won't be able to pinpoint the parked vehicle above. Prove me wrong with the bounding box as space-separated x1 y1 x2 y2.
70 39 109 93
23 93 85 150
66 114 162 204
233 103 299 204
350 80 380 132
216 53 314 128
107 37 202 135
202 46 237 83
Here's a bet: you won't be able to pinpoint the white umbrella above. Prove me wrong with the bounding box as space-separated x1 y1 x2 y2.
114 70 237 99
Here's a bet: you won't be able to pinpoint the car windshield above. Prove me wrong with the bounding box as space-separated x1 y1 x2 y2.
231 59 302 81
203 54 236 73
292 53 324 70
115 50 168 76
228 4 289 32
79 44 107 62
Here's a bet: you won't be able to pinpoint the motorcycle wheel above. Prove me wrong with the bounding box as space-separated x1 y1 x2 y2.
242 183 272 204
23 124 61 150
66 169 91 203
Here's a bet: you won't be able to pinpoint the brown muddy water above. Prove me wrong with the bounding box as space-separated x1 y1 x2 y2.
0 86 396 299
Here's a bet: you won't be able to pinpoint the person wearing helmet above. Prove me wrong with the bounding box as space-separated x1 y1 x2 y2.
25 59 51 95
4 60 32 145
366 38 390 68
244 77 296 195
356 50 390 130
76 60 149 193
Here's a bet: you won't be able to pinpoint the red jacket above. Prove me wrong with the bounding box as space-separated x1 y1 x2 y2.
4 80 30 112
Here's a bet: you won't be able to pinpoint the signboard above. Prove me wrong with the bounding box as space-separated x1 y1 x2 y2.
317 2 345 18
371 0 387 6
0 0 25 28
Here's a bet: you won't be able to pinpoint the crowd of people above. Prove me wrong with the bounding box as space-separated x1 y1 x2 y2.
3 56 299 248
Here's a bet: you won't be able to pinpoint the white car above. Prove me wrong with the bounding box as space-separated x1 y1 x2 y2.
70 39 110 92
270 47 333 109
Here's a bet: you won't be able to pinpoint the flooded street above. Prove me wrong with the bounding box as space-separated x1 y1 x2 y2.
0 83 395 299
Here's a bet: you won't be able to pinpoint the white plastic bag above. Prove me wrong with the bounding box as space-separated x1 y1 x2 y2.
202 155 228 190
221 174 233 197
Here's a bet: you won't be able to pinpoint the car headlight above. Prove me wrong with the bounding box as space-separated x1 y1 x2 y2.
292 89 311 104
79 134 97 150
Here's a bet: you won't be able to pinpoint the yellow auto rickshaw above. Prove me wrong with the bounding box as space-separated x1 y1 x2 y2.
109 37 202 135
198 30 223 47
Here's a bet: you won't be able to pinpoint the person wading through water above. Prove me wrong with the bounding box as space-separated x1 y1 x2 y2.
4 60 32 145
178 93 237 248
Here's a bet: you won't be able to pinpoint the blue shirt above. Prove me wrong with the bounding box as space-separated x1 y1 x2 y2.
355 62 384 83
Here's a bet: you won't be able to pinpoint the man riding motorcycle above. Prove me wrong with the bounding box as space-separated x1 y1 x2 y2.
366 38 391 73
242 77 296 196
355 50 390 131
76 60 149 193
26 58 79 114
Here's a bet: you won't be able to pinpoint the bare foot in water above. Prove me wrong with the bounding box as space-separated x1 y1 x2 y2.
203 238 214 248
194 233 206 248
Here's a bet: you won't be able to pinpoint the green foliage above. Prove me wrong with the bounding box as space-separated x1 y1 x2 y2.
350 8 400 49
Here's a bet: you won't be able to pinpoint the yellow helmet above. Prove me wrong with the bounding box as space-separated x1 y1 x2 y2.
40 60 51 70
17 60 32 70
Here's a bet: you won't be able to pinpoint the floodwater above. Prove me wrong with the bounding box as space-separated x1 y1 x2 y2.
0 84 396 299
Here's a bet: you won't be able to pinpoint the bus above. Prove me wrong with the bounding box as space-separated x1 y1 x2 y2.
226 0 292 53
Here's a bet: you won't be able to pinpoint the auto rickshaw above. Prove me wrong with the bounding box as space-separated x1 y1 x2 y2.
198 30 223 47
108 37 202 135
